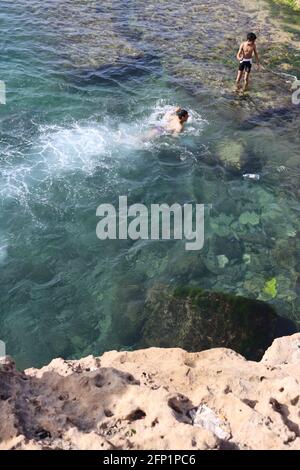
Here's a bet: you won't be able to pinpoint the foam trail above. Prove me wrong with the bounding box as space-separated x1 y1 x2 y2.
0 122 116 202
0 104 207 202
37 123 111 174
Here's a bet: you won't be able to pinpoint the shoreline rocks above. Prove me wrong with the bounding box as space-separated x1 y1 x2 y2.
1 333 300 450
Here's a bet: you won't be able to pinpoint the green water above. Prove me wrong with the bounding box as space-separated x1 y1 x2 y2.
0 0 300 368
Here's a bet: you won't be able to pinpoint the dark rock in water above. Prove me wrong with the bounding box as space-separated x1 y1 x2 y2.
213 138 264 176
139 286 297 361
69 54 161 88
241 106 300 130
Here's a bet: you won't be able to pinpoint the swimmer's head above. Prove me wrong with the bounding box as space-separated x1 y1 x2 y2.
247 32 257 44
176 109 189 123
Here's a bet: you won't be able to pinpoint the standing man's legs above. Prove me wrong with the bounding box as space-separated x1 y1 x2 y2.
235 70 243 90
243 71 250 91
243 63 251 91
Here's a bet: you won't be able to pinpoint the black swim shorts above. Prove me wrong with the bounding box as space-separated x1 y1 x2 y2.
239 60 252 73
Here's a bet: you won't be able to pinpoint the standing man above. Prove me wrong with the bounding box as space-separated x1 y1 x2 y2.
235 32 260 91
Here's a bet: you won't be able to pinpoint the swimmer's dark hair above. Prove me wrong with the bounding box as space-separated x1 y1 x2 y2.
247 32 257 42
176 109 189 120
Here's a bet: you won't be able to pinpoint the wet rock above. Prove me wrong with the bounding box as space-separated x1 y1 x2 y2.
242 106 300 130
30 0 143 70
239 211 260 226
0 356 16 370
139 286 297 360
216 140 245 171
217 254 229 269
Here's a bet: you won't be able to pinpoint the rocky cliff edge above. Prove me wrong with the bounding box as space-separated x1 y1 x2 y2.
0 333 300 450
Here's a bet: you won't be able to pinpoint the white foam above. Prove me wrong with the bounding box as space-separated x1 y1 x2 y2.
0 104 207 202
0 122 115 201
36 123 110 174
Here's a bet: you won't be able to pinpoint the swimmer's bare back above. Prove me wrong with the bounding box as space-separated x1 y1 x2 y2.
164 118 183 134
143 108 186 141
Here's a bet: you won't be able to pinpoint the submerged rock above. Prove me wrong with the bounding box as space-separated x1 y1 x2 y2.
216 140 245 171
30 0 143 70
217 254 229 269
239 211 260 226
241 106 300 130
140 286 297 360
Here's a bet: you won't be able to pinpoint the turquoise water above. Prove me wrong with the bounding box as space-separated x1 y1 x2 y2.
0 1 300 368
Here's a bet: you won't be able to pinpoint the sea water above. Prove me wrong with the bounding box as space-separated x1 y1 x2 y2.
0 0 300 368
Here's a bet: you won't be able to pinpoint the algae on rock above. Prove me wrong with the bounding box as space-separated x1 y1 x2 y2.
140 285 297 360
216 140 244 171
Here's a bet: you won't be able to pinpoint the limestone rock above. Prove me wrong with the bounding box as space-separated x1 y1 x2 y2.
261 333 300 365
1 335 300 450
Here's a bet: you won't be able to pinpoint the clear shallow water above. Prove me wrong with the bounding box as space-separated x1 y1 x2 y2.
0 0 300 368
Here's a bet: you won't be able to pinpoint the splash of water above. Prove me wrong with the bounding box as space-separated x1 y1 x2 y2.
0 103 206 203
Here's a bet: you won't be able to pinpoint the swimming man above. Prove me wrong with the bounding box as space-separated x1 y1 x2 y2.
144 107 189 140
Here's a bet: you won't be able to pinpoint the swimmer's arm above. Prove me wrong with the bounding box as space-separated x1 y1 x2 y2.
254 44 260 67
236 43 244 61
